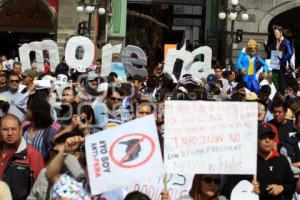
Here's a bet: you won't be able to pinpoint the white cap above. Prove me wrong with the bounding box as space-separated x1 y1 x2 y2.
97 82 109 93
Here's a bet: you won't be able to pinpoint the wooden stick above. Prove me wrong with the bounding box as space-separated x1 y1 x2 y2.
163 173 168 192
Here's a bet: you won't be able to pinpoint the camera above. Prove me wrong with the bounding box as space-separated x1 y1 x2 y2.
80 117 86 124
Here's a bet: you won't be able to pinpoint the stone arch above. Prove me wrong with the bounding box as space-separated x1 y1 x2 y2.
258 1 300 33
0 0 57 32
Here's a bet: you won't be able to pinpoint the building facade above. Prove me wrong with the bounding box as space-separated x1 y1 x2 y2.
225 0 300 66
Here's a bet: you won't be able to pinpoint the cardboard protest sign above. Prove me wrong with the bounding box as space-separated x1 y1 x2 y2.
164 44 177 60
164 46 213 81
126 173 193 200
19 40 59 72
101 43 122 77
270 50 282 70
85 115 164 195
164 101 258 174
65 36 94 72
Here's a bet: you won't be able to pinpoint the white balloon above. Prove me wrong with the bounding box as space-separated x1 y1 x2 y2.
65 36 95 73
230 180 259 200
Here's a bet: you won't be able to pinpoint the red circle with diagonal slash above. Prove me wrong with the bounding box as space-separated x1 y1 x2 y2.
109 133 155 168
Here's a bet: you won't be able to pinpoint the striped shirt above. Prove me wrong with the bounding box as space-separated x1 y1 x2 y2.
23 127 56 162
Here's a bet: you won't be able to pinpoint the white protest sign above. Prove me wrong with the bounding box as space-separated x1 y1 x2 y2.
126 173 193 200
85 115 164 195
19 40 59 71
270 50 282 70
2 59 14 71
164 101 258 174
101 43 122 77
65 36 94 72
121 45 148 77
230 180 259 200
164 46 213 80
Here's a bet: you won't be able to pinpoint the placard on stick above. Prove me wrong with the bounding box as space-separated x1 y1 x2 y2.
164 101 258 175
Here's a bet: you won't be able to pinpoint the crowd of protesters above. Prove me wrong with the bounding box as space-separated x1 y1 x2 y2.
1 24 300 200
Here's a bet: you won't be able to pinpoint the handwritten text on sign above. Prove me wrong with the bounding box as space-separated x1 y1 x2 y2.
164 101 258 174
126 173 193 200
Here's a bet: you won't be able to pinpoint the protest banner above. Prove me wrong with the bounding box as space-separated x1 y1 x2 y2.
164 101 258 174
19 36 212 80
270 50 282 70
85 115 164 195
126 173 193 200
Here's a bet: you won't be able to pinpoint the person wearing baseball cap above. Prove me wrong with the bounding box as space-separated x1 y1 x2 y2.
255 123 295 200
21 69 37 93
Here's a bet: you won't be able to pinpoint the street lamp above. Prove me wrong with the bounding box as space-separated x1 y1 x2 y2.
218 0 248 69
76 0 106 38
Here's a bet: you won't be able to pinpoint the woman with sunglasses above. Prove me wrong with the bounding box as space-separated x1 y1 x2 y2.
161 174 227 200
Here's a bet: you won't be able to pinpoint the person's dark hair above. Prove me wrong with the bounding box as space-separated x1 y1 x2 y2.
8 72 21 81
13 62 22 67
271 99 288 112
27 95 53 129
135 100 155 115
295 111 300 124
107 85 123 97
214 65 223 71
108 72 118 79
286 76 298 94
124 191 150 200
1 114 21 128
0 100 9 114
55 63 69 77
62 86 78 96
131 74 144 83
189 174 220 199
79 104 96 124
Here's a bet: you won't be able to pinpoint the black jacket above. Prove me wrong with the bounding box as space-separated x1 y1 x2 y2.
257 154 295 200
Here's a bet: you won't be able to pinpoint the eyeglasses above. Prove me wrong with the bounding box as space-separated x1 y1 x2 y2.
202 177 221 185
9 79 20 83
110 96 122 102
89 79 98 83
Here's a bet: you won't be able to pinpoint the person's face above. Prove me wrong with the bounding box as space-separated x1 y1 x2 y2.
214 68 222 79
0 75 6 84
200 175 220 198
258 104 266 122
274 29 282 39
80 112 91 125
13 64 22 74
107 91 122 110
284 87 295 97
0 117 22 147
88 78 98 90
228 72 236 83
258 134 275 154
62 89 75 104
136 105 152 118
134 80 143 92
272 106 286 123
8 75 20 91
56 74 68 88
22 76 33 86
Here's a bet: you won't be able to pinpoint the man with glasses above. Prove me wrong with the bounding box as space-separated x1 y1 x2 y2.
0 72 28 122
105 85 127 128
